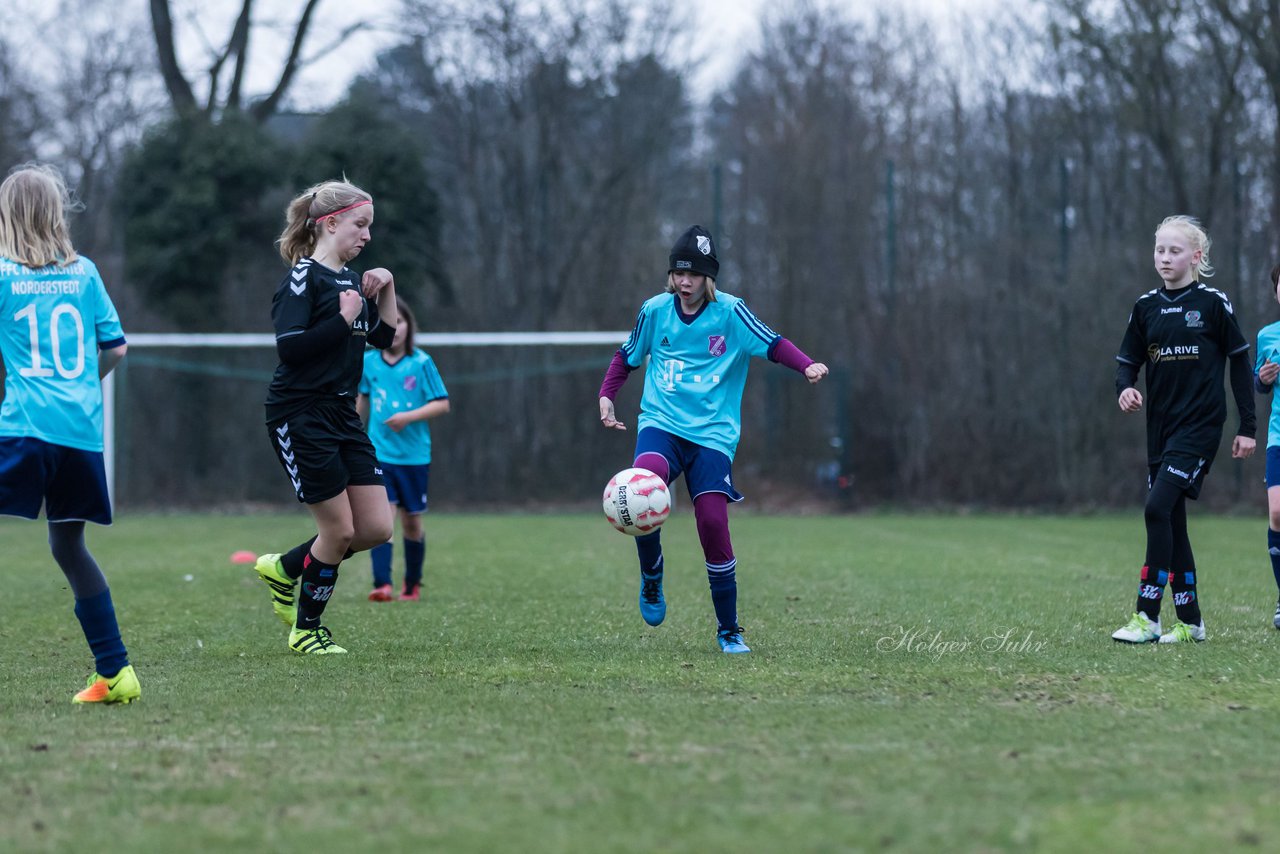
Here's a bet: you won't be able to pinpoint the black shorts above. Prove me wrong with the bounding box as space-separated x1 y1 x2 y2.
266 399 383 504
1149 450 1213 500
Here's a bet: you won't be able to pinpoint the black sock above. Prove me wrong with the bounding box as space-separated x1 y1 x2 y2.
1170 569 1201 626
1136 565 1168 621
296 551 339 630
281 536 318 580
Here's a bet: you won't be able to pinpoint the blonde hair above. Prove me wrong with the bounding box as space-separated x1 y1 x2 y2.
1156 215 1214 280
665 271 717 301
276 179 372 265
0 163 79 268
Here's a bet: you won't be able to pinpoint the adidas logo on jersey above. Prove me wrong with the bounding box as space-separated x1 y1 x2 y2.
660 336 670 347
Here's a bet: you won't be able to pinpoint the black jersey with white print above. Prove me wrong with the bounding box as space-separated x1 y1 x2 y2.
265 257 390 420
1116 282 1249 463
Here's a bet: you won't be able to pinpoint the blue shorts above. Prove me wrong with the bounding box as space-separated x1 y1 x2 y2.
1266 446 1280 488
381 462 429 514
0 436 112 524
634 427 743 503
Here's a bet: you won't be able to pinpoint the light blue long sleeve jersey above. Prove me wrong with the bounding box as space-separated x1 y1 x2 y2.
0 256 125 452
1256 320 1280 449
621 291 780 461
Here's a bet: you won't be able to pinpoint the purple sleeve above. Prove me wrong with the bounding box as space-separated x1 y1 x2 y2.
598 350 633 400
768 337 815 374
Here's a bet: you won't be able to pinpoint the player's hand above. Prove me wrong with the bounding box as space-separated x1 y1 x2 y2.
1260 361 1280 385
804 362 829 384
384 412 413 432
599 397 626 430
362 268 394 299
1118 387 1143 413
338 288 364 324
1233 435 1257 459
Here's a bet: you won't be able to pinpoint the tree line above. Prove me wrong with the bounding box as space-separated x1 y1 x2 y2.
3 0 1279 509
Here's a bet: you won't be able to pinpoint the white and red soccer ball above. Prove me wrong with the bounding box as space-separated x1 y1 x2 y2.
602 467 671 536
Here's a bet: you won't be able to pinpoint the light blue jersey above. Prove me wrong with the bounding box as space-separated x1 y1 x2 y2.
1256 319 1280 448
0 256 124 452
621 291 779 460
359 348 449 464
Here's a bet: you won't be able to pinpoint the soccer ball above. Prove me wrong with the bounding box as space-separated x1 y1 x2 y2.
602 467 671 536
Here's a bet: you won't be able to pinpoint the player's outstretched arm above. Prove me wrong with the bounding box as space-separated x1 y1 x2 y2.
599 396 626 430
99 343 127 379
804 362 828 384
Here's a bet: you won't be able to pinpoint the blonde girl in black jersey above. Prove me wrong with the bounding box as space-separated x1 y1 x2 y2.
253 179 398 654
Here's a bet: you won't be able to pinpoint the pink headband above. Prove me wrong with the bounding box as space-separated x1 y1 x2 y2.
313 199 371 223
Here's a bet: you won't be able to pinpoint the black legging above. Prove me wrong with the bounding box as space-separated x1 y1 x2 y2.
1144 477 1193 572
48 521 108 599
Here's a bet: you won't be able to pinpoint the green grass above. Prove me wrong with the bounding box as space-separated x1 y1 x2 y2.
3 511 1280 852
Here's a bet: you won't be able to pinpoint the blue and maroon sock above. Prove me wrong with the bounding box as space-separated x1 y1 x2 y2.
403 537 425 590
73 589 129 678
370 542 393 587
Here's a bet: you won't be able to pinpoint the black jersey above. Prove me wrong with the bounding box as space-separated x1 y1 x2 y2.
264 257 386 421
1116 282 1249 463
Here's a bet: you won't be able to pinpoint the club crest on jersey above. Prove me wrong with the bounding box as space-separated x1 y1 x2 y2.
696 235 712 255
403 376 418 391
708 335 727 357
1184 310 1203 328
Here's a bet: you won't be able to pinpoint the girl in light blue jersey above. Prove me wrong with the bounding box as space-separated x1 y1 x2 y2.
1253 264 1280 629
598 225 828 653
0 164 139 704
357 296 450 602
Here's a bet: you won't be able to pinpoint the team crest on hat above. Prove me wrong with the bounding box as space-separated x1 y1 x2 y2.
696 235 712 255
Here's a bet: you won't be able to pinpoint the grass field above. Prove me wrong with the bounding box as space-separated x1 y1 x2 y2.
4 510 1280 852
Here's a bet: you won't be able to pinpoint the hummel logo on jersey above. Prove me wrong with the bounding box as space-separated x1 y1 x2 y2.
336 279 353 287
1160 306 1183 314
290 268 307 295
660 336 670 347
1166 464 1191 479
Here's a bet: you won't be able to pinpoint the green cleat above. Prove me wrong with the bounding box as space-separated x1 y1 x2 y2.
72 664 141 705
288 625 347 655
1158 620 1206 643
254 553 297 626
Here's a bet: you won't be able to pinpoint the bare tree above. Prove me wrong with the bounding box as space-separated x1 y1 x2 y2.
1211 0 1280 254
149 0 348 121
1045 0 1250 226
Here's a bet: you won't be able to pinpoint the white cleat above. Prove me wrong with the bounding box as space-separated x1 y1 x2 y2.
1112 612 1161 643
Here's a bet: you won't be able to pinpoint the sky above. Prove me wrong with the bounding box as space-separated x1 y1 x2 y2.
4 0 999 111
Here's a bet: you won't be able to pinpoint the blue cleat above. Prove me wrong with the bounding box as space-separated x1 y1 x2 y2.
639 571 666 626
717 625 750 654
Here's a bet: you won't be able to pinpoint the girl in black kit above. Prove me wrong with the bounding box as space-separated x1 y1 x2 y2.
1112 215 1256 644
254 180 397 654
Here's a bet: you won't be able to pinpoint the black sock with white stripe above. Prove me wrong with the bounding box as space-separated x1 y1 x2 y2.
295 551 339 631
